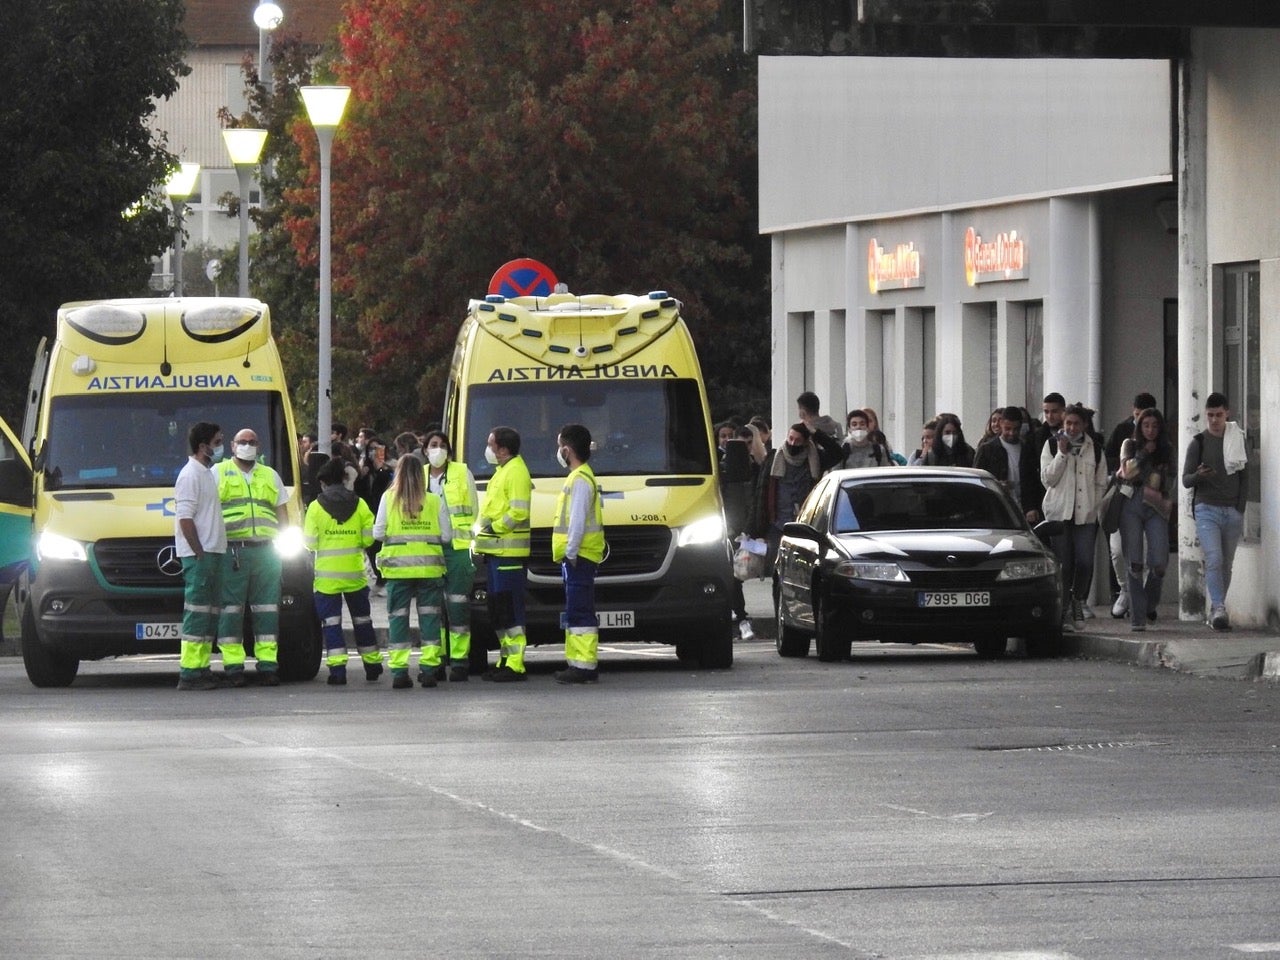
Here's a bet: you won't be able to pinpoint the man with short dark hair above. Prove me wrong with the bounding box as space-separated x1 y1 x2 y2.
1032 392 1067 459
475 425 532 680
553 424 604 684
1182 392 1248 630
796 391 842 441
174 422 226 690
973 406 1045 524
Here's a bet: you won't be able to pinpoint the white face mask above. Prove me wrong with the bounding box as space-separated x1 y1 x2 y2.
556 447 569 469
942 433 956 448
234 442 258 462
484 446 499 465
426 447 448 468
848 429 868 443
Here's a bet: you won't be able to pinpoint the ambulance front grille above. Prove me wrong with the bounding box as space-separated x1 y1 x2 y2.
526 525 671 578
93 537 185 589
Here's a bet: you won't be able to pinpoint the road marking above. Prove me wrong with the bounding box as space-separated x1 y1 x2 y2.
912 953 1080 960
1230 945 1280 954
881 802 994 822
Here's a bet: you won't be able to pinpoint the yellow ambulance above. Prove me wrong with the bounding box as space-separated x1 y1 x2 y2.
0 298 322 686
445 286 735 668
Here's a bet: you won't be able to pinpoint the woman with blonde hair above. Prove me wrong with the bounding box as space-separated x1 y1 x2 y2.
373 455 452 689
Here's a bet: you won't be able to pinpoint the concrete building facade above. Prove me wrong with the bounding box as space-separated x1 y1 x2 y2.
760 30 1277 627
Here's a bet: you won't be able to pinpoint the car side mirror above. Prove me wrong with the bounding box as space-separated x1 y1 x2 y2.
782 521 821 542
1032 519 1062 544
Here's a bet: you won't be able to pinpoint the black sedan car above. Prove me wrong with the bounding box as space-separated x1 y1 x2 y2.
776 467 1062 661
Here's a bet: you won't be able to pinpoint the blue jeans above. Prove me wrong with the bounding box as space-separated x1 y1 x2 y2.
1118 493 1168 626
1193 502 1244 610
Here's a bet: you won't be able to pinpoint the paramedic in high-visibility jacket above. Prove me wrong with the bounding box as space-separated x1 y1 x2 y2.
304 457 382 685
551 423 605 684
474 425 532 682
423 430 478 682
215 427 290 686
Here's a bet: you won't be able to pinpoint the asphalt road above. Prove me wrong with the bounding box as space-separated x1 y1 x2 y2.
1 638 1278 960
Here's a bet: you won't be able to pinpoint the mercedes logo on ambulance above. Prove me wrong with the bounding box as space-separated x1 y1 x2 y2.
156 545 184 577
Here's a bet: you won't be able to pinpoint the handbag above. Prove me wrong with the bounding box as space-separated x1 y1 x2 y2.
1099 478 1125 535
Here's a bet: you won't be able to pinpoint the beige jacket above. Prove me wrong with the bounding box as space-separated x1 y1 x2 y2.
1040 434 1109 524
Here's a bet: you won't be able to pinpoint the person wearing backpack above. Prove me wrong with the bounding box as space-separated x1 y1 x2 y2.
1181 392 1249 631
1041 403 1109 631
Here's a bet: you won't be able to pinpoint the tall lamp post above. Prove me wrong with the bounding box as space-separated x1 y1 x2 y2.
253 2 283 96
221 128 268 298
300 84 351 446
165 161 201 297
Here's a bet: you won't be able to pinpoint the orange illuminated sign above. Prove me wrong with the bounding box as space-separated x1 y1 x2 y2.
867 239 923 294
963 227 1028 285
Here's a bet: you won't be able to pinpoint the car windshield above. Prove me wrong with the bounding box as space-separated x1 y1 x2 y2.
45 391 293 490
832 477 1023 533
462 380 713 479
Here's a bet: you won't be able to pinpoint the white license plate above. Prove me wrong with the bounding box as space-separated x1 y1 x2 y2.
136 622 181 640
598 610 635 629
917 591 990 608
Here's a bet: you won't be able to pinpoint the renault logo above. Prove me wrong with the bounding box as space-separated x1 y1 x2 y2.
156 545 184 577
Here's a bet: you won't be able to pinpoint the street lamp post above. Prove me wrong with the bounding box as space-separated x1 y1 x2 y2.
300 85 351 446
165 161 201 297
221 128 268 298
253 2 283 96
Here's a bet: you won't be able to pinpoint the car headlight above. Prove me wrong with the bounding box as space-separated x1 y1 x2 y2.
676 515 725 547
833 560 909 582
996 556 1058 581
37 531 88 562
274 526 307 558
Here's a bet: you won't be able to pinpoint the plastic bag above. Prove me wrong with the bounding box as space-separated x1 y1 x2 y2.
733 537 768 580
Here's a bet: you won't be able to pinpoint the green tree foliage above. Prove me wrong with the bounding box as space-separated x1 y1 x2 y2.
269 0 768 433
0 0 189 426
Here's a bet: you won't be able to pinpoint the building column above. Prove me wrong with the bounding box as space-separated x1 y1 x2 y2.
813 308 846 424
770 235 795 435
1045 195 1100 409
1177 38 1209 621
933 211 965 419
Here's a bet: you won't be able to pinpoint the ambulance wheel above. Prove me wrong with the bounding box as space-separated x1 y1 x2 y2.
20 603 78 688
697 621 734 669
277 609 322 682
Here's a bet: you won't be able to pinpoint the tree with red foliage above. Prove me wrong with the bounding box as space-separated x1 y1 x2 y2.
280 0 767 430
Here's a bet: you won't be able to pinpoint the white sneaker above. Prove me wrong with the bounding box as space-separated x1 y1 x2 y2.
1111 591 1129 618
738 619 755 641
1082 605 1096 620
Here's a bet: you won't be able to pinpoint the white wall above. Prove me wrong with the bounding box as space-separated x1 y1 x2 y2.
759 57 1173 233
1200 28 1280 628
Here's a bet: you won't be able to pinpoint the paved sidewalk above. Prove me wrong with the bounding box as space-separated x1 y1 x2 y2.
1055 602 1280 681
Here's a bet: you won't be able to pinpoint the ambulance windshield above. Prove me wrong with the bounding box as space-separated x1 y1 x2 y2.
44 391 294 490
463 379 713 480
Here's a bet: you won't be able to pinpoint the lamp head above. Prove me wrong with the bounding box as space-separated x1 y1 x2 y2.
301 85 352 129
222 128 268 166
165 162 201 200
253 1 283 30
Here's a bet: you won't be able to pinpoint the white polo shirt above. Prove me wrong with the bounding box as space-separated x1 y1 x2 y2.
174 456 227 557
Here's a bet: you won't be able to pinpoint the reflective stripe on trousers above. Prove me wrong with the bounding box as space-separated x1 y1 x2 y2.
216 544 281 670
385 578 444 672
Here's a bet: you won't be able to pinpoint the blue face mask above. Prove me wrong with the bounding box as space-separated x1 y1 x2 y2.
209 443 224 461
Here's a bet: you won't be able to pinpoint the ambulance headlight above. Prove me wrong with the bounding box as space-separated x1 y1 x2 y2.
273 527 307 559
676 515 725 547
37 531 88 562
